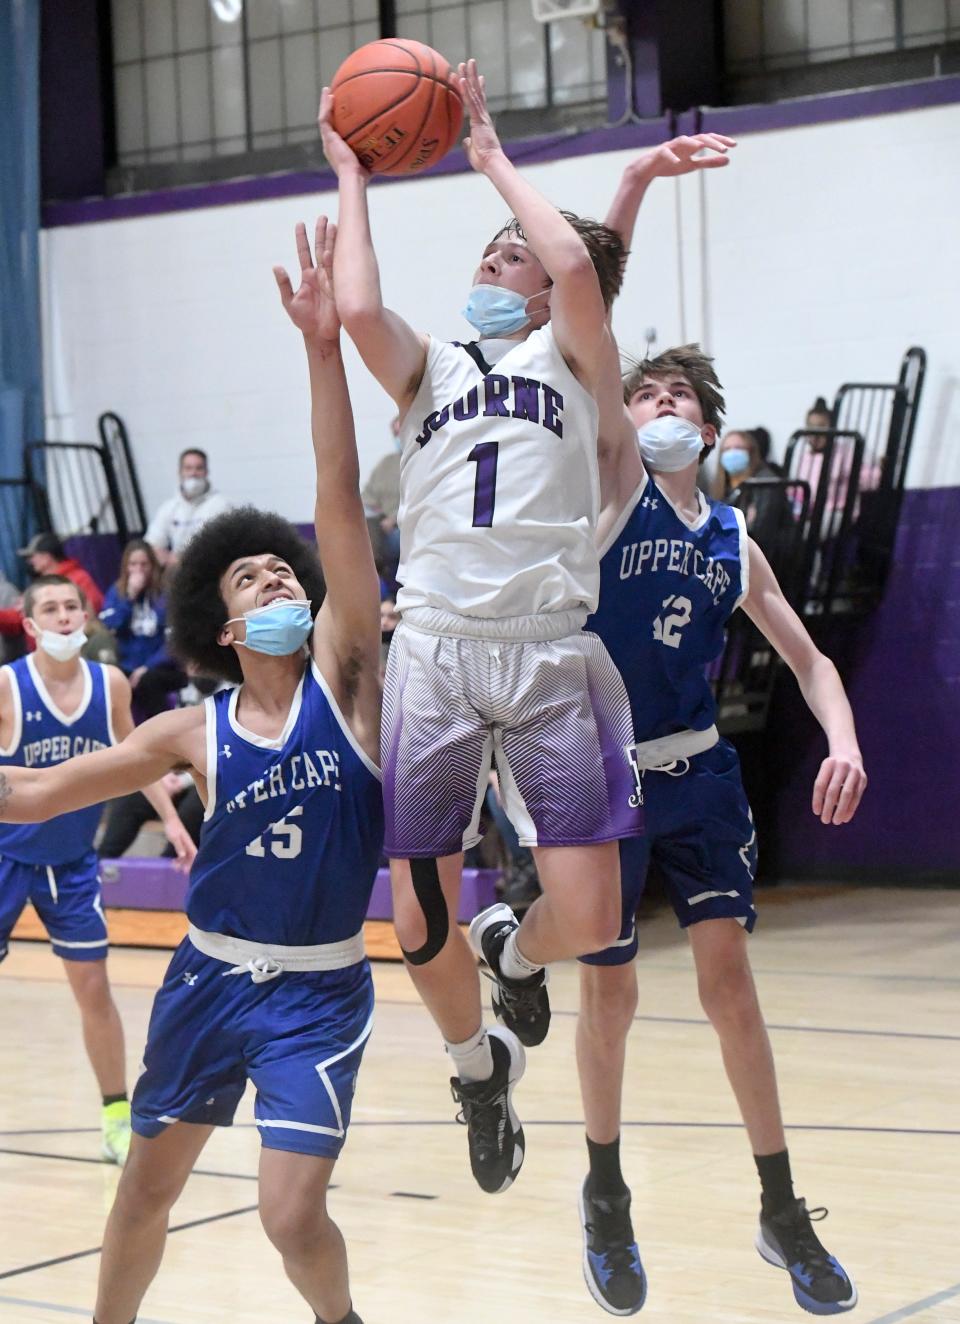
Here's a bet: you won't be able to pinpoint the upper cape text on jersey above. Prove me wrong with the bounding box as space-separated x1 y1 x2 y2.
413 375 565 447
619 536 732 606
224 748 342 813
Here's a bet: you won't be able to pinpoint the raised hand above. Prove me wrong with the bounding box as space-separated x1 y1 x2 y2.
274 216 340 343
454 59 503 174
812 752 867 825
634 133 736 181
318 86 369 180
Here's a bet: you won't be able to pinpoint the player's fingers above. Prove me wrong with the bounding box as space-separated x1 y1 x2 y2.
835 770 866 824
272 266 294 305
832 778 856 825
324 220 337 265
811 759 832 815
318 86 331 124
314 215 327 261
699 133 734 150
820 765 847 824
295 220 313 272
695 155 731 168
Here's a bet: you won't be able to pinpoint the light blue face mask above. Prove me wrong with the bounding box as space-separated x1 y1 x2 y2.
462 283 548 338
228 599 313 656
720 448 751 476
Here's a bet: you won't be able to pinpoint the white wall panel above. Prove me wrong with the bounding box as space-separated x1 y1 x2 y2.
40 101 960 526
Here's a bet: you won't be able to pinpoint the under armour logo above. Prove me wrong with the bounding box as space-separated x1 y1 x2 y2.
641 496 659 510
220 744 232 758
182 972 198 986
25 711 42 722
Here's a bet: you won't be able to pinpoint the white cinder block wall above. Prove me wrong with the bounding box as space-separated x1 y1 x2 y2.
40 100 960 524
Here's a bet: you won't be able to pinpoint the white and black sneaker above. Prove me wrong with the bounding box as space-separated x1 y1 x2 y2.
756 1197 857 1315
449 1026 526 1195
579 1179 647 1315
469 902 551 1047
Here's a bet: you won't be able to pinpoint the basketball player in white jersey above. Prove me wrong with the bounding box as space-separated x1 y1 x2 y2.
320 60 643 1193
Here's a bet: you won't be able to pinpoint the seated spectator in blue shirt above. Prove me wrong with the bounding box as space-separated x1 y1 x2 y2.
100 540 186 719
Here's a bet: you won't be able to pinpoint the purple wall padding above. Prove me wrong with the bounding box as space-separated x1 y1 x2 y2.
100 857 500 923
64 531 123 591
771 487 960 879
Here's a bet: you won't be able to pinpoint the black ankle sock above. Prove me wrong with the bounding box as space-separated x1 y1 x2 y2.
585 1134 629 1199
101 1092 128 1108
755 1149 795 1215
316 1310 363 1324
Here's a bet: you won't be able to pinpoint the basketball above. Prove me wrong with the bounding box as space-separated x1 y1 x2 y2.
330 39 463 177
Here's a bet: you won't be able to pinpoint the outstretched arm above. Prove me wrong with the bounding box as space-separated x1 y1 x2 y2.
108 668 197 870
318 89 428 412
604 133 735 250
274 218 381 740
0 706 204 826
597 132 737 515
741 539 866 825
455 59 607 389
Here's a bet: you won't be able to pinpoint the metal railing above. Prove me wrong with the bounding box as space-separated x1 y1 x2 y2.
98 411 148 538
828 345 927 607
782 427 866 615
715 476 811 733
25 439 132 544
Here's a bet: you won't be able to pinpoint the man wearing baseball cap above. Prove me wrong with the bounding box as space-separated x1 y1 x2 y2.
19 533 105 615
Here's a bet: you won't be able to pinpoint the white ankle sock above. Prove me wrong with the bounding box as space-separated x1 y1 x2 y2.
445 1025 494 1083
499 929 543 982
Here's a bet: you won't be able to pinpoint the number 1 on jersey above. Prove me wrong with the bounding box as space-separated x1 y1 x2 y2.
468 442 499 527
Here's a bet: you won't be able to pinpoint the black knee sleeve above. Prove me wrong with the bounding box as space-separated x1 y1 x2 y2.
400 857 449 966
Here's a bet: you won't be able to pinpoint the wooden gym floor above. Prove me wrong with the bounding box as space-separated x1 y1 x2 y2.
0 885 957 1323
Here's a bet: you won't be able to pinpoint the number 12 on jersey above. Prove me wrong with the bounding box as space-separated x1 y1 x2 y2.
468 442 499 527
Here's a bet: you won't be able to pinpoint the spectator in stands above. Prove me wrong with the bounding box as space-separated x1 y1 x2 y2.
145 448 230 567
19 532 104 614
362 417 402 580
710 430 790 558
99 539 185 719
751 425 782 476
796 396 880 521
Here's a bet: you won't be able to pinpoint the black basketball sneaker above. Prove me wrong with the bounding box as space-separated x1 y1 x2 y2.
756 1197 857 1314
469 901 550 1047
579 1179 647 1315
449 1026 526 1194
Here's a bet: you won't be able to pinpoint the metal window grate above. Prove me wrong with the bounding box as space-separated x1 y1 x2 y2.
110 0 607 169
724 0 960 76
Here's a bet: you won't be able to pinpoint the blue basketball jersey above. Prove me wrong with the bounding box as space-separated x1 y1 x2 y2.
0 656 114 865
588 470 748 741
187 659 384 946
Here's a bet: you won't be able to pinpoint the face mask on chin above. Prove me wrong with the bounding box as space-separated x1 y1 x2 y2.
227 599 313 657
181 476 209 500
461 284 549 338
33 624 86 662
637 415 704 473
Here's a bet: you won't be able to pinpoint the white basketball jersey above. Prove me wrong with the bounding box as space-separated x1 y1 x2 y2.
395 325 601 620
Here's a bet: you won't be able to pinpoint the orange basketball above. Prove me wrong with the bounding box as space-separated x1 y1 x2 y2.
330 39 463 177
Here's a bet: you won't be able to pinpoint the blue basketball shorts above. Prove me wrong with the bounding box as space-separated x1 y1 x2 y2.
0 850 107 963
132 938 375 1159
582 739 758 967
